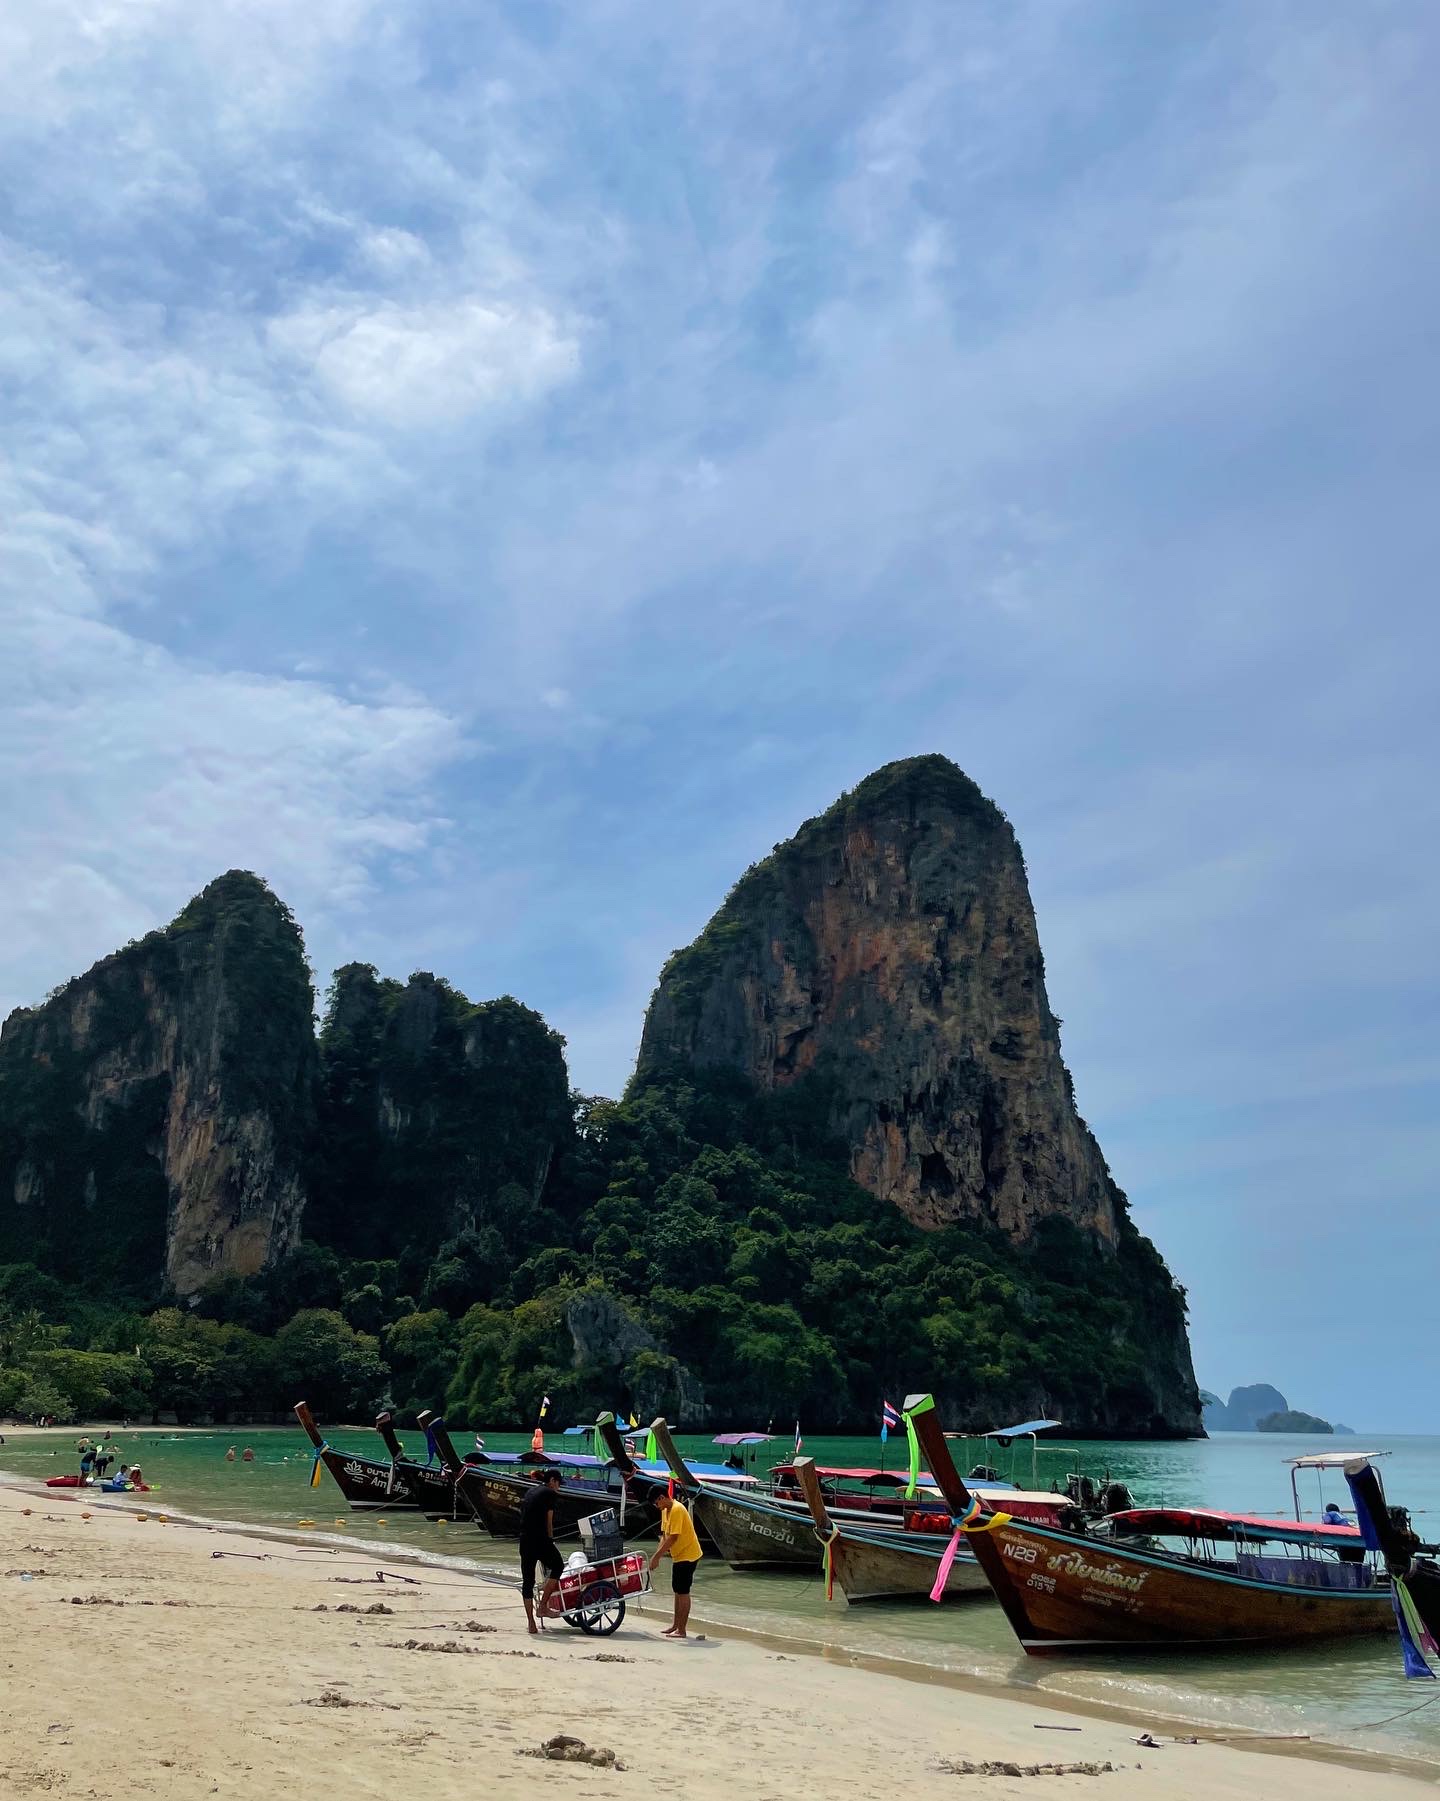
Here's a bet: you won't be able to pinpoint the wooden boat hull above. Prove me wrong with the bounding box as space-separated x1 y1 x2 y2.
967 1516 1395 1653
456 1466 644 1540
827 1527 989 1603
317 1447 455 1515
695 1489 825 1570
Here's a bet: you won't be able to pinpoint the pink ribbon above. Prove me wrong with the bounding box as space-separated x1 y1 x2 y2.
930 1526 962 1603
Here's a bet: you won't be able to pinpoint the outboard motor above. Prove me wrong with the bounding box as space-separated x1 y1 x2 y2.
1065 1473 1100 1510
1100 1480 1135 1516
969 1465 1000 1483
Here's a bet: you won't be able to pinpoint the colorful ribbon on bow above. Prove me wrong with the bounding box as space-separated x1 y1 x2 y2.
1394 1577 1439 1680
928 1497 982 1601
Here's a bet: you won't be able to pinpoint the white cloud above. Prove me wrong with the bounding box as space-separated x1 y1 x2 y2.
0 602 463 1018
268 294 580 428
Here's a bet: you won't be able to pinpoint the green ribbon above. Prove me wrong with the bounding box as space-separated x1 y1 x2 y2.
903 1394 934 1498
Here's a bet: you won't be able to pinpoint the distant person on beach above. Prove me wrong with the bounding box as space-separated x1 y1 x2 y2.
93 1444 112 1478
531 1425 545 1452
242 1446 254 1462
79 1443 95 1480
519 1469 565 1634
225 1446 237 1462
649 1490 703 1639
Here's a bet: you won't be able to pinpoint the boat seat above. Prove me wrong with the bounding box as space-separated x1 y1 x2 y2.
1234 1553 1375 1590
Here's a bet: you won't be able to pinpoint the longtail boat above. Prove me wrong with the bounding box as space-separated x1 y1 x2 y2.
422 1413 652 1541
792 1456 992 1601
293 1401 457 1516
649 1416 1068 1576
904 1391 1399 1653
649 1417 830 1569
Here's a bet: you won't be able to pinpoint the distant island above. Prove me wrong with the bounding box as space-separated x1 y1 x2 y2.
1256 1409 1332 1435
1203 1383 1348 1435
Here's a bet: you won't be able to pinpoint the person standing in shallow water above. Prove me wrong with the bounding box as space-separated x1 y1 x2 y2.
649 1490 703 1638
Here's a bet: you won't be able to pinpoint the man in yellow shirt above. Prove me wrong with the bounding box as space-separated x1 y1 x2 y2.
648 1490 703 1638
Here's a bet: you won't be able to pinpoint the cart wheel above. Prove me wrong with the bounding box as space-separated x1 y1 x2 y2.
560 1610 585 1631
575 1580 625 1636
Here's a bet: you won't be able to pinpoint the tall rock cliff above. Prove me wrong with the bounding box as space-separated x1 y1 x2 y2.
640 757 1117 1239
0 872 314 1295
307 965 572 1264
636 755 1200 1433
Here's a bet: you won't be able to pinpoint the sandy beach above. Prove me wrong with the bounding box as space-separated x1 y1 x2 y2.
2 1479 1436 1800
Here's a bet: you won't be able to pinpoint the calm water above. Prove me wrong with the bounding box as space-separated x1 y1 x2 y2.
7 1423 1440 1766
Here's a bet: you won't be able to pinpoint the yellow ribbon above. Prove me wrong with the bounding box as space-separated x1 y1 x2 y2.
963 1510 1013 1533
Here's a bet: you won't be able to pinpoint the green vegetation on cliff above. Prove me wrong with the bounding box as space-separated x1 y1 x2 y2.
306 966 571 1264
2 1063 1191 1433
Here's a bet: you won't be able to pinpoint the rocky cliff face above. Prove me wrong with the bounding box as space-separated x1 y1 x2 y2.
636 755 1201 1435
308 965 572 1261
0 872 314 1295
640 756 1118 1241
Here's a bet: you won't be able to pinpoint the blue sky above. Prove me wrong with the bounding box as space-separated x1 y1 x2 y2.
2 2 1436 1428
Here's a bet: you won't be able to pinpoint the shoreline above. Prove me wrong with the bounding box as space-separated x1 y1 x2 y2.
4 1473 1437 1793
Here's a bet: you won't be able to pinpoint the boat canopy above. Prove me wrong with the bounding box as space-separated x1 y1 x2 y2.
1288 1451 1387 1470
713 1432 773 1445
773 1463 932 1487
637 1459 759 1486
989 1418 1063 1442
518 1451 604 1468
1109 1507 1363 1545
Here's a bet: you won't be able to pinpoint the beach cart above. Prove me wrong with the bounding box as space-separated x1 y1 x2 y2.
540 1505 651 1635
541 1509 650 1636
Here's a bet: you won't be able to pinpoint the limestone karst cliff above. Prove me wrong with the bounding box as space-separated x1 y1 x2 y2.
0 872 314 1296
1 764 1202 1436
640 756 1118 1240
636 754 1201 1433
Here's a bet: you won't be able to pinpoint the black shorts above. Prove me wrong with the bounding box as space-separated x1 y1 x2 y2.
671 1559 698 1596
520 1542 563 1598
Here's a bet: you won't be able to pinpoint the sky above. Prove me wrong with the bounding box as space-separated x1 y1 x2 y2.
2 1 1437 1429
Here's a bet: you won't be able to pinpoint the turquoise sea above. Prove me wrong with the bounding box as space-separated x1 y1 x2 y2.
7 1423 1440 1768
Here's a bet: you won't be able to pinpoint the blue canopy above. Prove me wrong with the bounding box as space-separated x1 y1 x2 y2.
561 1425 590 1435
989 1418 1062 1441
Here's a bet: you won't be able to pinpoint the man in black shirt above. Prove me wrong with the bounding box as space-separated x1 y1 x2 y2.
520 1468 565 1633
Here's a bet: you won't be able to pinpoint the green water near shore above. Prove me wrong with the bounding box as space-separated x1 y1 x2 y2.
7 1423 1440 1765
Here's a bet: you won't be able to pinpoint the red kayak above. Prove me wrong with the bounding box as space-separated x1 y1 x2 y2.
45 1475 150 1491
